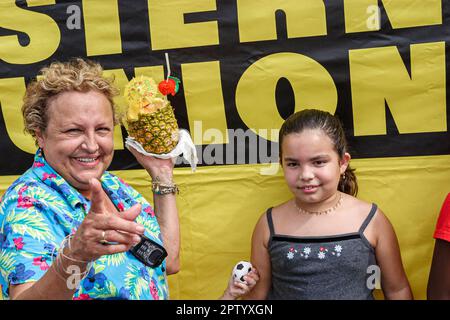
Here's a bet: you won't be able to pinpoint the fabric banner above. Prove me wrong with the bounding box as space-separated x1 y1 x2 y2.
0 0 449 299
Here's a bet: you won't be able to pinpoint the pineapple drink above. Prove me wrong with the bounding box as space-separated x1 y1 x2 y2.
124 76 179 154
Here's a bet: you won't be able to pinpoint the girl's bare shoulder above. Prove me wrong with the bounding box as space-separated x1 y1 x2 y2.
270 200 293 218
344 195 393 243
343 194 377 217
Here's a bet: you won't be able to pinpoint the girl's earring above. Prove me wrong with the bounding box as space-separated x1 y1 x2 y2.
339 172 346 190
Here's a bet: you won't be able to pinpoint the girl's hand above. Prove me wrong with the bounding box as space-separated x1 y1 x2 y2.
221 268 259 300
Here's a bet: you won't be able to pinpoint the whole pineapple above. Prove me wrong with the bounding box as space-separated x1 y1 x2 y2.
124 76 179 154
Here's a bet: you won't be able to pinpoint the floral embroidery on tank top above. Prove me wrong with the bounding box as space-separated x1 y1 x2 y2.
286 244 343 260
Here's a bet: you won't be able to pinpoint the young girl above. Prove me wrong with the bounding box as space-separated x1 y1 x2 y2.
236 109 412 300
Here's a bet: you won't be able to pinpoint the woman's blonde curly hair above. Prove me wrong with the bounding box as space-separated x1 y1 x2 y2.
22 58 120 143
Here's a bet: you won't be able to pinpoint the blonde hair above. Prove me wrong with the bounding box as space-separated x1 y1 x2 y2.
22 58 119 143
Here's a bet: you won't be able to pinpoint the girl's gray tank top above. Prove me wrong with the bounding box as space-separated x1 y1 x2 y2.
266 203 378 300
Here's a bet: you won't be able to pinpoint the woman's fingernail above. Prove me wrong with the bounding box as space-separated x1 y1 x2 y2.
133 235 141 244
136 225 145 233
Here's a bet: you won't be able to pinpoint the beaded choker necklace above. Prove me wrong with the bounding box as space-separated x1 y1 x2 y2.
294 193 343 215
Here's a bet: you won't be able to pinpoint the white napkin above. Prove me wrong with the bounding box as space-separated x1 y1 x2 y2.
125 129 198 172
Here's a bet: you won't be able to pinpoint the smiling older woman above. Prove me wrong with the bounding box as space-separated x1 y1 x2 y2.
0 59 180 300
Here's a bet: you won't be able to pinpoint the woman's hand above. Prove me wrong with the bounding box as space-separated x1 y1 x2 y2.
127 146 175 182
221 268 260 300
69 179 145 262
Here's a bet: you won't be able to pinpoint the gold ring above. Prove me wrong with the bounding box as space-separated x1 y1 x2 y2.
100 230 108 245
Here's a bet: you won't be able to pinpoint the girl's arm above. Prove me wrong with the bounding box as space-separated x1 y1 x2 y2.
372 209 413 300
427 239 450 299
220 269 259 300
242 213 272 300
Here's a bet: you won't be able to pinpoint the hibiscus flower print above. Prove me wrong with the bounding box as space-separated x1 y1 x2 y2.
117 202 125 211
13 237 24 250
144 206 155 217
8 264 35 284
0 224 12 249
82 268 107 291
17 195 35 208
139 267 150 281
119 287 130 300
44 243 57 258
33 256 50 270
33 161 45 168
42 173 57 181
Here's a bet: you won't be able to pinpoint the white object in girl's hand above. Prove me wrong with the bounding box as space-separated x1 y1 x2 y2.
232 261 253 284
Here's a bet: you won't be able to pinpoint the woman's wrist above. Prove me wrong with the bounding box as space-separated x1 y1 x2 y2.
65 236 92 263
62 246 91 267
51 237 92 291
151 175 179 196
148 168 173 183
54 248 89 278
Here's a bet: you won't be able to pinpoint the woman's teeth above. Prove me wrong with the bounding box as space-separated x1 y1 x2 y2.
77 157 97 163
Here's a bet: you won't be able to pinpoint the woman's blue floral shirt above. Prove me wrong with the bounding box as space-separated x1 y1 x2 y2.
0 149 169 300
